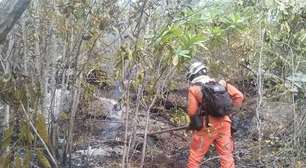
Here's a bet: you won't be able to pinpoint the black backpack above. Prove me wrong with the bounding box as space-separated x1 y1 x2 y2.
199 81 233 117
189 81 233 130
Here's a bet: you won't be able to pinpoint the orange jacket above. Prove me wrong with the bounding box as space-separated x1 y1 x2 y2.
187 80 244 123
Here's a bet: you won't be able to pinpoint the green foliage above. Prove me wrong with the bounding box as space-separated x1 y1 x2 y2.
161 1 306 96
248 1 306 97
153 20 206 66
3 1 305 166
36 150 51 168
35 113 49 144
170 108 190 125
0 128 12 150
130 68 145 89
56 0 111 41
23 149 32 168
0 115 51 167
207 26 225 46
15 155 22 168
58 111 70 121
0 153 10 168
0 74 41 108
150 3 254 78
19 121 34 146
223 13 246 31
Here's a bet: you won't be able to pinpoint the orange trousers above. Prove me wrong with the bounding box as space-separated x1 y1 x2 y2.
187 121 235 168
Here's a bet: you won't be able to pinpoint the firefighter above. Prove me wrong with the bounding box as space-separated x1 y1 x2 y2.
186 62 244 168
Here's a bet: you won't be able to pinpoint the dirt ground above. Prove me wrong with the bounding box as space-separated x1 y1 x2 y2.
67 89 305 168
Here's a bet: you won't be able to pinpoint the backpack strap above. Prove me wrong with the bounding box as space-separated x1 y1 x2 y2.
192 82 206 115
201 84 210 127
193 82 210 127
188 83 207 129
219 80 237 119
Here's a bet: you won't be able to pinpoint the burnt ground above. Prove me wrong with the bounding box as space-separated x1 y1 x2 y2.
142 96 306 168
65 85 305 168
141 97 259 168
67 97 260 168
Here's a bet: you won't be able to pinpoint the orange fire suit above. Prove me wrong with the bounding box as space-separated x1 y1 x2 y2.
187 80 244 168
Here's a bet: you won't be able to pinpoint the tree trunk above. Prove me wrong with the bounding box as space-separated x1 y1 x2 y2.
0 34 13 141
0 0 31 43
64 76 82 166
48 0 59 158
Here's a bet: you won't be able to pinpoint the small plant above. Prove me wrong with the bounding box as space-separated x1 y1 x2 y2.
170 108 190 125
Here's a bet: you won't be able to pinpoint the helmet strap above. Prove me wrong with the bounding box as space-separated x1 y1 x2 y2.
189 71 207 81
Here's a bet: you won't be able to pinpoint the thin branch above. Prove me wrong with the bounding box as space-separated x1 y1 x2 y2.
20 102 58 168
65 75 82 167
255 25 264 163
127 75 145 165
140 95 157 168
138 125 189 136
133 0 149 38
140 65 176 167
122 80 130 168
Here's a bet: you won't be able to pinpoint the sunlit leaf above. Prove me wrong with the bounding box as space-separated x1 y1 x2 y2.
197 43 208 50
175 48 190 58
172 56 179 66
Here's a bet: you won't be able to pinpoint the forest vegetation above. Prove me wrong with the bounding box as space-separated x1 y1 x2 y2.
0 0 305 167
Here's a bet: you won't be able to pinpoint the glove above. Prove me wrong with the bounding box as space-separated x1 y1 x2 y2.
188 115 203 131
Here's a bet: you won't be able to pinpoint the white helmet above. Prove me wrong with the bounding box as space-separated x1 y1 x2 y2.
186 62 208 81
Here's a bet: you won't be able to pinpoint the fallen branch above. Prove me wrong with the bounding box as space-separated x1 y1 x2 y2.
138 125 189 136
